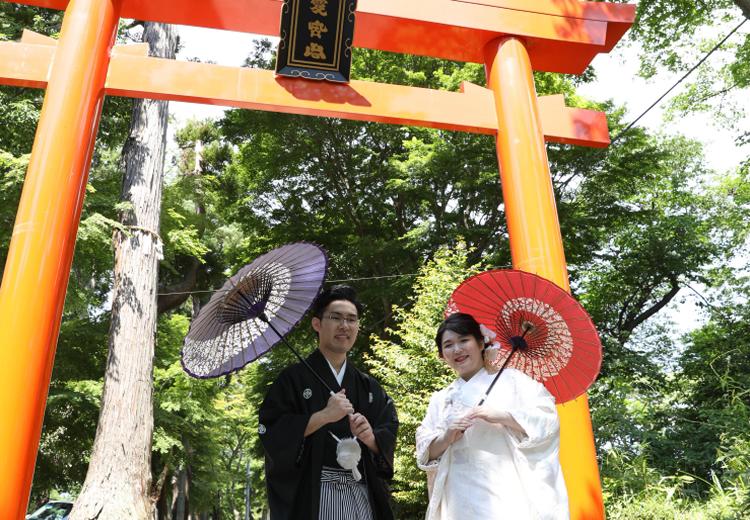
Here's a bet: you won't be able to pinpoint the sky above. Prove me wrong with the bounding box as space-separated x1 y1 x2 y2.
168 26 262 123
167 22 750 336
577 41 749 174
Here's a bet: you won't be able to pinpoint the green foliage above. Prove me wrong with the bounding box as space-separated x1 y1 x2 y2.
365 244 479 518
566 129 742 342
0 5 61 155
0 151 28 265
159 119 236 283
31 316 109 503
603 446 750 519
665 285 750 484
549 115 748 438
152 312 264 515
166 226 211 261
630 1 741 74
0 3 61 42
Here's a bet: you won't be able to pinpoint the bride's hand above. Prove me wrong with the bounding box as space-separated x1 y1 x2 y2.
466 406 527 437
441 415 472 445
466 405 507 425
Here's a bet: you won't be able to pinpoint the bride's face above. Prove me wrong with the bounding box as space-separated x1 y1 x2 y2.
440 330 484 380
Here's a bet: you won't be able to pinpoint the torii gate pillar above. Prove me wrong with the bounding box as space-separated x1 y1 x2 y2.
485 36 602 517
0 0 122 513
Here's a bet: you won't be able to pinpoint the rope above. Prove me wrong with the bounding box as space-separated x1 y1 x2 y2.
156 264 513 297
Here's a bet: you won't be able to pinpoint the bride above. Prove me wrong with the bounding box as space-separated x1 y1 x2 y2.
416 313 569 519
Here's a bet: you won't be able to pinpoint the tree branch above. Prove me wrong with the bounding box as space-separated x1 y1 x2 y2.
157 257 200 314
621 278 681 333
690 84 738 105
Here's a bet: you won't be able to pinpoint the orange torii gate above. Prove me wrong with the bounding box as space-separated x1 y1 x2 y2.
0 0 634 516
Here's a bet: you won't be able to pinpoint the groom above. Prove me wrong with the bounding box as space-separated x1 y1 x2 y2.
258 285 398 520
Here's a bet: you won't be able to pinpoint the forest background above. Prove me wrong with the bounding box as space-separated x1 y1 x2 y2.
2 0 750 518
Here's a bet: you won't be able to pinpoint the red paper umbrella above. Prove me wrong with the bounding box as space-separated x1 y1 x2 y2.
446 269 602 404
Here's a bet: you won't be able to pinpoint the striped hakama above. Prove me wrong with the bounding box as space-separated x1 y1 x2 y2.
319 466 374 520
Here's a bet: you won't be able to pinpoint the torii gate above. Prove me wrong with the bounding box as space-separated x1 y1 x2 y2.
0 0 635 516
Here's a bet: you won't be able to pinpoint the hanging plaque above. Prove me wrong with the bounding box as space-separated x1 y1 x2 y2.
275 0 357 83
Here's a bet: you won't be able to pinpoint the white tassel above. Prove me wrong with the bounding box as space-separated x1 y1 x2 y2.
330 432 363 481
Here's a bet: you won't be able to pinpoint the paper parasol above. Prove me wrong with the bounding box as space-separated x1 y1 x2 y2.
446 269 602 403
182 242 328 379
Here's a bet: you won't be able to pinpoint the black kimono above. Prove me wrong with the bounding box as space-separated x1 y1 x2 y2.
259 349 398 520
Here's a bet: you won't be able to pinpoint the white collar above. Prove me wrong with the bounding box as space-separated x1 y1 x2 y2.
326 358 347 386
449 368 491 407
454 367 488 387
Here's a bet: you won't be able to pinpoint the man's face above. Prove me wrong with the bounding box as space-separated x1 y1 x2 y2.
312 300 360 356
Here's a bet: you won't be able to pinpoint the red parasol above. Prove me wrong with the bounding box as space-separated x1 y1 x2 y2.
446 269 602 404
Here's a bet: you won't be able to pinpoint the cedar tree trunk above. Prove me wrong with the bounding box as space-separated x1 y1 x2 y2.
70 22 178 519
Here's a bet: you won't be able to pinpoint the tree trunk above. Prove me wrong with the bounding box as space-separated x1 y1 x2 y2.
156 479 172 520
173 465 189 520
244 460 252 520
735 0 750 19
70 22 178 520
151 462 171 511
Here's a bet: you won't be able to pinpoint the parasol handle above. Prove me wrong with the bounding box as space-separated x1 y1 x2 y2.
477 346 518 406
259 315 337 395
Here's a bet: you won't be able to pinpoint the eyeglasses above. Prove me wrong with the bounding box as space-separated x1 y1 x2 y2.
323 313 360 327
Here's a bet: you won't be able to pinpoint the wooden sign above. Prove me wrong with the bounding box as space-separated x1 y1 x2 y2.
275 0 357 83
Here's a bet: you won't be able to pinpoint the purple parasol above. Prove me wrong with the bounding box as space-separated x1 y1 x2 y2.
182 242 328 379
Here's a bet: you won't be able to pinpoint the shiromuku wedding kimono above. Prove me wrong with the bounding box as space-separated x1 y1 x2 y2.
416 367 569 520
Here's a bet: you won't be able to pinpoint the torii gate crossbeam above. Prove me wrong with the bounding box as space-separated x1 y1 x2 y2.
0 0 635 517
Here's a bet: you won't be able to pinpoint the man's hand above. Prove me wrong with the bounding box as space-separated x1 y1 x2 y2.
305 389 353 437
349 413 379 453
323 389 354 423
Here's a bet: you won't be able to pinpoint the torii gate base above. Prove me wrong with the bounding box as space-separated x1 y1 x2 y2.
0 0 635 517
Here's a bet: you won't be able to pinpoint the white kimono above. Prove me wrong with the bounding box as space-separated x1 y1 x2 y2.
416 368 569 520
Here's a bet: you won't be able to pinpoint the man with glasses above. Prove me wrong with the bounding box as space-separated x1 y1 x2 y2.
259 285 398 520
